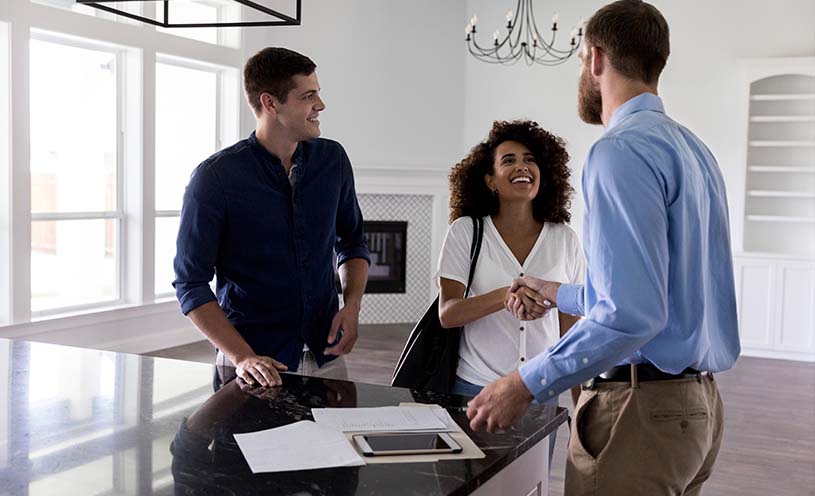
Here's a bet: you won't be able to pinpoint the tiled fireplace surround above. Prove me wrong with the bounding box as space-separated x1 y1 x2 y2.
354 166 450 325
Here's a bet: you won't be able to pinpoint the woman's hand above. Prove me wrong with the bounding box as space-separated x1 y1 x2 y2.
505 281 554 321
514 286 553 320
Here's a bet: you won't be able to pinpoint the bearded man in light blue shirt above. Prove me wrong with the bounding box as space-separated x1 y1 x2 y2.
465 1 740 494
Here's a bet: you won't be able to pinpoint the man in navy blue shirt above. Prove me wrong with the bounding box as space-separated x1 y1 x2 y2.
173 47 370 388
466 1 739 494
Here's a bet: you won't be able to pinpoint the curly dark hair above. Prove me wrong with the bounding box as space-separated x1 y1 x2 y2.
449 120 573 224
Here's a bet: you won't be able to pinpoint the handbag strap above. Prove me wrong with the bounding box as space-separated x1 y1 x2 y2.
464 216 484 298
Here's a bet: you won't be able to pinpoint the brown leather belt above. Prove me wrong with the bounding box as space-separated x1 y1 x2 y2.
583 363 709 390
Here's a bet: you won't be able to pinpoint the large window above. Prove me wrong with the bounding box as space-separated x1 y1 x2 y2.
154 59 225 296
0 0 242 324
29 37 121 313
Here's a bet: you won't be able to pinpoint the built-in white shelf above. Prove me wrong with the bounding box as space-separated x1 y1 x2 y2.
747 190 815 198
749 115 815 123
737 61 815 361
746 215 815 223
748 166 815 173
749 140 815 147
750 93 815 101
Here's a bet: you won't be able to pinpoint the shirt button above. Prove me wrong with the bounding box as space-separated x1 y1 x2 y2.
519 326 525 331
548 390 555 397
582 357 589 364
520 357 526 362
540 379 547 386
519 272 524 277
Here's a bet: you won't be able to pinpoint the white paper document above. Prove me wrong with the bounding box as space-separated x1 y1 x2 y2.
413 404 463 433
233 420 365 473
311 406 448 432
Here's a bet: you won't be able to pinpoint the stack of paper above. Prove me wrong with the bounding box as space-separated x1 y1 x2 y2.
311 406 448 432
233 420 365 473
234 405 468 473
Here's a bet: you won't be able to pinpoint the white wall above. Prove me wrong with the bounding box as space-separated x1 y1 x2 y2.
5 1 814 353
463 0 815 241
240 0 467 169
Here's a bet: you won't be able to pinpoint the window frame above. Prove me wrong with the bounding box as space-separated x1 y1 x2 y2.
29 31 126 317
153 54 238 298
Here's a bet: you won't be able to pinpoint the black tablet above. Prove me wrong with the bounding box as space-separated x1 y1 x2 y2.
352 432 463 456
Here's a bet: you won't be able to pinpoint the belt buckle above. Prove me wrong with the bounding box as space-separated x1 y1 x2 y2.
581 378 595 391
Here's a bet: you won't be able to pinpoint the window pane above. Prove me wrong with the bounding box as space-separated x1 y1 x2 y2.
31 219 118 312
30 39 117 213
155 216 180 295
155 62 217 211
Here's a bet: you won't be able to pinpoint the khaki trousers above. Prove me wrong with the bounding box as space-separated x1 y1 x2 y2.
566 372 724 496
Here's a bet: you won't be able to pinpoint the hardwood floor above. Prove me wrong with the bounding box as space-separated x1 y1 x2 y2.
150 324 815 496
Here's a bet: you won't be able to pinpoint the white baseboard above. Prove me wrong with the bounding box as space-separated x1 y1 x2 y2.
741 347 815 362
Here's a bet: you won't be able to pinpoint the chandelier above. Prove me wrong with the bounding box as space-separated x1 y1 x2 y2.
75 0 301 28
465 0 584 66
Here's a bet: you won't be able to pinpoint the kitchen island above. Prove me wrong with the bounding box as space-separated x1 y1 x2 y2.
0 338 566 495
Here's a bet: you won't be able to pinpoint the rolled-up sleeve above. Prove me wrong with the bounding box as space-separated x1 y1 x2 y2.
519 138 670 402
334 147 370 267
173 163 224 315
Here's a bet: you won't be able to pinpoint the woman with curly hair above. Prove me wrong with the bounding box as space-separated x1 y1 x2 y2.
436 120 584 406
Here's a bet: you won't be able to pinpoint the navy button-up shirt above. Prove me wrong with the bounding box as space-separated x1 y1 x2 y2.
173 132 370 370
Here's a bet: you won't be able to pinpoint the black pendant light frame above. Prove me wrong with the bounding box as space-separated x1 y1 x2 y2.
76 0 301 28
465 0 583 66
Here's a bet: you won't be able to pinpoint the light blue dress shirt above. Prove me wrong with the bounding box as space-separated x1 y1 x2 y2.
519 93 740 402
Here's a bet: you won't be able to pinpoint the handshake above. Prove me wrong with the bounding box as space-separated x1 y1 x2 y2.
504 276 561 321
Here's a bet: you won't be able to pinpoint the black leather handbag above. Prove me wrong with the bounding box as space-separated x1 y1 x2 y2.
391 216 484 393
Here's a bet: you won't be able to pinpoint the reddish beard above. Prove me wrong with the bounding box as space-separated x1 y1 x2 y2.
578 66 603 125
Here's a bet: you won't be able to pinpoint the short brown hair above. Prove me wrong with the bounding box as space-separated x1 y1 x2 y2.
449 120 573 224
585 0 670 84
243 47 316 115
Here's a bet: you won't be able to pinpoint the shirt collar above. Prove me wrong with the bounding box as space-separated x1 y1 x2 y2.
248 131 305 168
607 92 665 130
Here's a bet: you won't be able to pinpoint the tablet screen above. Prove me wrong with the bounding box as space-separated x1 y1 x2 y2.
364 433 447 452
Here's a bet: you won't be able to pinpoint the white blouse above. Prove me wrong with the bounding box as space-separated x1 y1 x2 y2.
436 216 585 386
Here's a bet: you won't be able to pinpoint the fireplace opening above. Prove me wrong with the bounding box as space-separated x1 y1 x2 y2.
336 220 407 294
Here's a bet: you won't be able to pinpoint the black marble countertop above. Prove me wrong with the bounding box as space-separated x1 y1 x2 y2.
0 338 567 495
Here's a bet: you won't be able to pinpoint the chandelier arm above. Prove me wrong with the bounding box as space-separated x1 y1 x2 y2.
469 36 501 58
468 40 505 63
539 28 578 57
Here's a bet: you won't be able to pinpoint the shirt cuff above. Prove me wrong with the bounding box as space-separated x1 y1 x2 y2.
519 358 559 403
177 286 217 315
557 283 584 316
337 248 371 267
